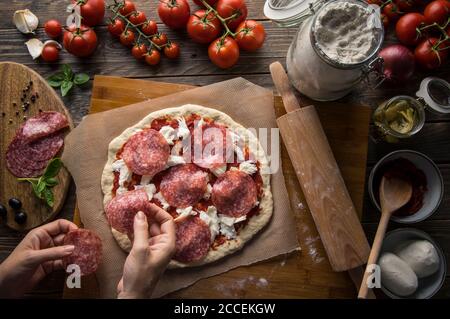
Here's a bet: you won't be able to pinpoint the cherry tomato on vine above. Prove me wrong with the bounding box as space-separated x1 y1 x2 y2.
187 10 222 44
72 0 105 27
396 13 426 46
44 20 62 38
131 43 148 60
235 20 265 52
193 0 218 7
63 24 98 57
366 0 383 5
381 13 389 29
395 0 416 12
415 37 448 69
120 29 136 47
129 11 147 25
108 18 125 37
383 3 401 21
424 0 450 25
152 33 168 46
145 49 161 65
208 36 240 69
164 42 180 59
158 0 191 30
216 0 248 30
41 43 60 62
141 20 158 36
119 0 136 16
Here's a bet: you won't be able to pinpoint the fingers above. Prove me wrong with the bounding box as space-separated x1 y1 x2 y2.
148 203 173 225
37 219 78 237
132 211 149 252
149 223 161 237
28 245 74 265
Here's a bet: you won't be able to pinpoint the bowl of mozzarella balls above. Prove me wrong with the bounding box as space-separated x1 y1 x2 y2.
379 228 446 299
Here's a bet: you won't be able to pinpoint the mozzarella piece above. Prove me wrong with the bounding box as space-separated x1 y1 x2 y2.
153 192 170 210
159 125 177 145
194 117 204 129
234 145 245 162
203 183 212 200
166 155 186 168
134 183 156 200
176 117 190 140
218 214 246 239
210 164 227 177
112 159 132 189
239 160 258 175
176 206 197 218
116 186 128 195
199 206 220 242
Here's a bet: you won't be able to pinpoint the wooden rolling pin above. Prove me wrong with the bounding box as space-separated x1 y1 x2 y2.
270 62 374 297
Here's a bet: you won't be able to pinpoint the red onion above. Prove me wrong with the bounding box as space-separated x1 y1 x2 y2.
379 44 415 82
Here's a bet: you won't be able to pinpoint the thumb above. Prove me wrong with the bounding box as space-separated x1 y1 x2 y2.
28 245 75 265
132 211 149 252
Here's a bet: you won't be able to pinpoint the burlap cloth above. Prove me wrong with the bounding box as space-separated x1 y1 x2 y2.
62 78 300 298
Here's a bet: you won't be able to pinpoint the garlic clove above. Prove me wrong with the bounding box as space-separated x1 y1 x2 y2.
25 38 44 59
13 9 39 34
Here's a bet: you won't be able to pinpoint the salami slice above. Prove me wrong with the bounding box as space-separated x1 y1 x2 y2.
105 189 156 234
212 170 257 217
121 129 170 176
174 216 211 263
160 164 208 208
62 229 102 276
18 111 69 143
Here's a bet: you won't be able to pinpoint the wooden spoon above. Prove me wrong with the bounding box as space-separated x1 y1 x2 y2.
358 175 412 299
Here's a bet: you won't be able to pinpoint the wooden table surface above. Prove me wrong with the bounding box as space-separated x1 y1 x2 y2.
1 0 449 298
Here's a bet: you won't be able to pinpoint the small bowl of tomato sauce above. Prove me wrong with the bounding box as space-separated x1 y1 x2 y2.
368 150 444 223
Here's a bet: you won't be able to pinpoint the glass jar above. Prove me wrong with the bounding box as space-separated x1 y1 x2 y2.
282 0 384 101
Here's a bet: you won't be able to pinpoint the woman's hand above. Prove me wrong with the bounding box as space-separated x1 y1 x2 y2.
0 219 78 298
117 205 176 299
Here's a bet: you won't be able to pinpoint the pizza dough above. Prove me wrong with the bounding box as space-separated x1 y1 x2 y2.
379 252 418 297
395 240 440 278
101 104 273 268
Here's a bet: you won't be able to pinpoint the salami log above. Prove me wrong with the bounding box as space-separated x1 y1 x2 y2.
174 216 211 263
212 170 257 217
105 189 157 234
121 129 170 176
62 229 102 276
160 164 208 208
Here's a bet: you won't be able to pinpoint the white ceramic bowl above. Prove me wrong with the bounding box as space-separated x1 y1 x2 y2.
379 228 447 299
368 150 444 223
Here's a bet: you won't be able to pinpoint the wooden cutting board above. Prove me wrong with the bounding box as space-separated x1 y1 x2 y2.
0 62 72 231
64 75 370 298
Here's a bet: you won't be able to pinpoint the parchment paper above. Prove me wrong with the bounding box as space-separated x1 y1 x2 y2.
62 78 300 298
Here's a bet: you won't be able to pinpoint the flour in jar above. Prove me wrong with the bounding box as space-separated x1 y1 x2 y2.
314 1 381 64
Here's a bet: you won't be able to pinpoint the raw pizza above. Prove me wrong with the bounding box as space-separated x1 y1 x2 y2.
101 104 272 268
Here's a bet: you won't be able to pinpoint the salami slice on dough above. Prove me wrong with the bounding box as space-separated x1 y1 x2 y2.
121 129 170 176
160 164 208 208
212 170 257 217
63 229 102 276
105 189 157 234
174 216 211 263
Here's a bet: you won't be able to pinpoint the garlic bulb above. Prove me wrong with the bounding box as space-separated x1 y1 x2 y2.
13 9 39 34
25 39 62 60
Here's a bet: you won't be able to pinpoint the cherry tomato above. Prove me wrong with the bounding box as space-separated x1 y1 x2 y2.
395 0 416 11
193 0 218 7
41 44 59 62
129 11 147 25
415 37 448 69
216 0 248 30
158 0 191 30
187 10 222 44
366 0 383 5
164 42 180 59
235 20 265 52
152 33 168 46
63 24 98 57
424 0 450 25
120 29 136 47
44 19 62 38
208 36 240 69
381 13 390 29
396 13 426 46
131 43 148 60
108 18 125 37
119 0 136 16
145 49 161 65
383 3 401 21
141 20 158 36
72 0 105 27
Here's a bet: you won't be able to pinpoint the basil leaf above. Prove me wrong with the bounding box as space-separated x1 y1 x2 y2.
37 179 47 194
62 64 73 81
45 177 59 187
73 73 90 85
31 181 43 199
61 81 74 97
47 72 65 87
43 158 62 179
42 188 54 207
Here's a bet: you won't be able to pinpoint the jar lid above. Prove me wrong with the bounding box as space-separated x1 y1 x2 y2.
416 77 450 114
263 0 324 26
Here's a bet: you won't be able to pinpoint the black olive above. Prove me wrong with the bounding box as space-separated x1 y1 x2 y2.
8 198 22 210
14 211 27 225
0 204 7 218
